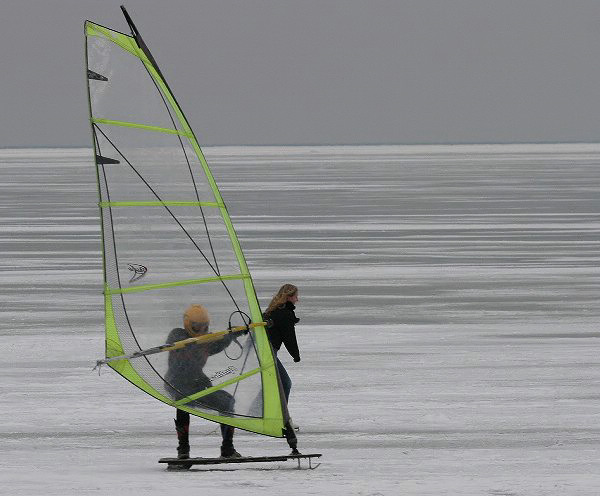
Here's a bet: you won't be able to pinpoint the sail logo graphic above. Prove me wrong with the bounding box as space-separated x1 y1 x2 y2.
211 366 238 381
127 264 148 283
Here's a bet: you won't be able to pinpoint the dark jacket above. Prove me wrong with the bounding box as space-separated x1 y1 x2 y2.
265 302 300 362
164 327 234 400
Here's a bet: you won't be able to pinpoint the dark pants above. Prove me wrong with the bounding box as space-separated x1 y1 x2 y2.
171 377 237 456
175 409 234 454
276 356 292 402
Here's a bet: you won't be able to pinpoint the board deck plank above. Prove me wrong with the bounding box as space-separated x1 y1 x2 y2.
159 453 322 466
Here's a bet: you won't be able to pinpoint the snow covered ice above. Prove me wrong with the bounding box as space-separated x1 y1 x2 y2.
1 144 600 495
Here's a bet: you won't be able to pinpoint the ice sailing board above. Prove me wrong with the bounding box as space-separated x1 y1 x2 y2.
85 7 288 437
159 453 322 470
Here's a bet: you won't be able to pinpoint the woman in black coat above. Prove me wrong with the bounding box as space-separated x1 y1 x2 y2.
263 284 301 403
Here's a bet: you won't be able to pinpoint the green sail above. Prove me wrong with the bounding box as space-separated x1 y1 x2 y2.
85 13 287 437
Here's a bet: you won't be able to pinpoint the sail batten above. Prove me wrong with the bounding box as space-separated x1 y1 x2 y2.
99 201 224 207
85 10 287 438
105 274 251 295
93 118 192 137
175 367 264 406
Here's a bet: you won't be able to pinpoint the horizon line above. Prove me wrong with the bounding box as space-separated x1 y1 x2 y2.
3 139 600 150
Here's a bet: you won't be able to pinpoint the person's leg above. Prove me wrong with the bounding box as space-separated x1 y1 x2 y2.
284 419 300 454
219 423 240 457
219 395 240 457
203 390 240 458
276 356 292 402
174 409 190 458
189 378 240 457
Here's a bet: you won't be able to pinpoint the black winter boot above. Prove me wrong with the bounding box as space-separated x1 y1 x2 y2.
174 414 190 459
284 421 300 455
219 424 241 458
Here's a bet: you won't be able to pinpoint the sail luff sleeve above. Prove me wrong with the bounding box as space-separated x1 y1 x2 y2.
85 22 109 320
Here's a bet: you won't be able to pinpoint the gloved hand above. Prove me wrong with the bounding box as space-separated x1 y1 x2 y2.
294 357 301 363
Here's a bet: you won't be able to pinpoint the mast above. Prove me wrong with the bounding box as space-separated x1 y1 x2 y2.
120 6 191 133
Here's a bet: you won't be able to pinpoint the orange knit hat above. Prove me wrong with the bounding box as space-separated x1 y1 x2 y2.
183 304 210 334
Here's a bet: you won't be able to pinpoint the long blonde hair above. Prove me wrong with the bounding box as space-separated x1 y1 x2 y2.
264 284 298 316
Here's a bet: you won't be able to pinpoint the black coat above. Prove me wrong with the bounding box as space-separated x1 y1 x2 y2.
164 327 234 401
265 302 300 362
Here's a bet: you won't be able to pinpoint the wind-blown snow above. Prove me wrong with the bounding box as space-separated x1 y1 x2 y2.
1 144 600 495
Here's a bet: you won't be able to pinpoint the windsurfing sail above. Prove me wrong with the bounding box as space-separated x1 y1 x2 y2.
85 6 288 437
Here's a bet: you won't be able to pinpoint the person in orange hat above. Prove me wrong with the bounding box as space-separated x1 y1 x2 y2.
164 304 240 460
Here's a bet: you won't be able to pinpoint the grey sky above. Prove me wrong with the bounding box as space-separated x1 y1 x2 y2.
3 0 600 147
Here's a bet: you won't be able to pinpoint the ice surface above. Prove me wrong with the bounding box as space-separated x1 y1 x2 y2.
1 144 600 495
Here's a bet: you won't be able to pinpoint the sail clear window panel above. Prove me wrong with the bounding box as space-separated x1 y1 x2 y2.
88 35 181 132
93 127 216 204
172 368 264 419
126 349 264 419
190 372 264 418
102 205 241 287
109 288 264 419
110 283 251 351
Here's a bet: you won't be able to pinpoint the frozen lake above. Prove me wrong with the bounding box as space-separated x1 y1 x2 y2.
1 144 600 495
